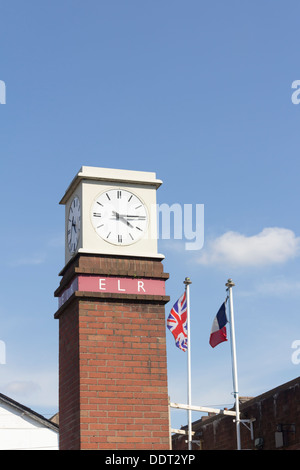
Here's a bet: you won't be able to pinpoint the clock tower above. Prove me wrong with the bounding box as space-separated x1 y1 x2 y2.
54 166 170 450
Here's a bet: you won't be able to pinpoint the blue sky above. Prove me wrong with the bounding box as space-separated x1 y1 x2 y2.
1 1 300 431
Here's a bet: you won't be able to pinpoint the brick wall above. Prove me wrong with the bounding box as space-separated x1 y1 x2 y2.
55 254 170 450
172 376 300 450
78 299 169 450
57 300 80 450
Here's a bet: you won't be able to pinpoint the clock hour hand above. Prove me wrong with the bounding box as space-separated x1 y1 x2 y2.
112 211 134 228
71 218 77 232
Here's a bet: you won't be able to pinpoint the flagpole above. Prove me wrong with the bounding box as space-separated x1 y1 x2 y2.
184 276 192 450
225 278 241 450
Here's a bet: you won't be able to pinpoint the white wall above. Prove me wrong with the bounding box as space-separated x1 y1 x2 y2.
0 402 58 450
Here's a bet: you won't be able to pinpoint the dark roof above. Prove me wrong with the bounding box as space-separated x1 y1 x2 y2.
172 375 300 437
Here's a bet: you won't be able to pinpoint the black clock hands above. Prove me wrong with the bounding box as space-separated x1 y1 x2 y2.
112 211 134 228
119 214 146 219
112 212 146 220
71 218 77 233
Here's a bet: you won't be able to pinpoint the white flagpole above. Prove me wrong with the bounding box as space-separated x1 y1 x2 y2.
184 277 192 450
225 278 241 450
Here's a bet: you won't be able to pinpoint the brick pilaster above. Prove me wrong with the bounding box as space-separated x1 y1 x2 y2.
55 254 170 450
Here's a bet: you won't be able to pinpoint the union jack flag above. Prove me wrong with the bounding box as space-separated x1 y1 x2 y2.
167 292 188 352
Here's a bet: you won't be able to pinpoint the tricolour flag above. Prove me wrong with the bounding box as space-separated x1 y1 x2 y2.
167 292 188 352
209 301 228 348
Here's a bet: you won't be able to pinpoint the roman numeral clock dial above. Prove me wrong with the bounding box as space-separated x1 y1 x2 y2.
91 189 148 246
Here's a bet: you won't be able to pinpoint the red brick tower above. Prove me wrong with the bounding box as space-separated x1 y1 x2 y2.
54 167 170 450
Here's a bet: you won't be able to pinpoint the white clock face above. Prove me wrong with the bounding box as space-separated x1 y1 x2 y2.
67 196 81 254
91 189 148 245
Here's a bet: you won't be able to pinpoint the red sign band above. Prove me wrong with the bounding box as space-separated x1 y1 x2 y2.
58 275 166 308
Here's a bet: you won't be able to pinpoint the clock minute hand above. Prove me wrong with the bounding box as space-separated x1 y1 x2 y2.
112 211 134 228
119 214 146 219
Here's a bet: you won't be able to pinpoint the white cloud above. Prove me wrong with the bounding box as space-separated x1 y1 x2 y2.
8 254 46 267
0 368 58 412
238 278 300 298
198 227 300 267
256 279 300 296
3 381 41 397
